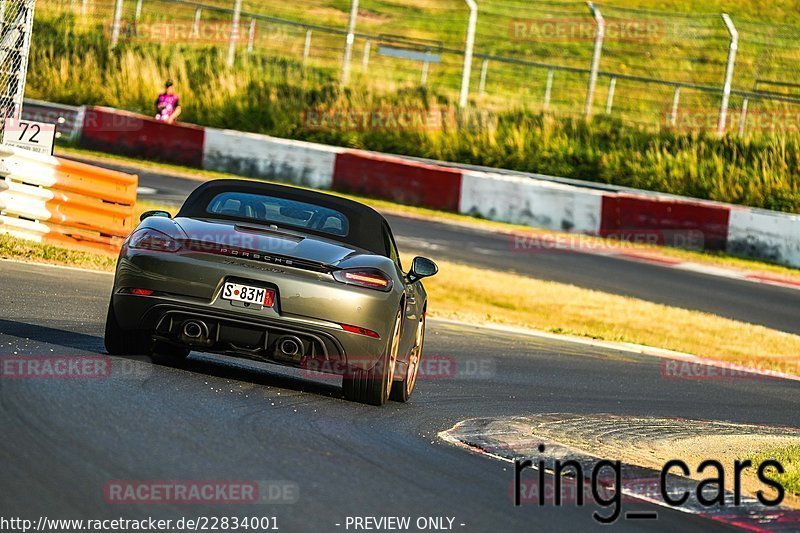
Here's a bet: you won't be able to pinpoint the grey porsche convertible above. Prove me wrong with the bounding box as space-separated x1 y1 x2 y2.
105 179 438 405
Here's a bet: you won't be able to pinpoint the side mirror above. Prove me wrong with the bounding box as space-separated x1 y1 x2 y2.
408 256 438 283
140 210 172 222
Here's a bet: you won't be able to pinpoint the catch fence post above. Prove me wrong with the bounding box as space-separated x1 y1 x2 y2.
459 0 478 108
341 0 359 86
226 0 243 67
584 2 605 119
717 13 738 136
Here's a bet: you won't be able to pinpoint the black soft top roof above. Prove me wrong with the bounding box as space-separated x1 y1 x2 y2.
177 179 390 255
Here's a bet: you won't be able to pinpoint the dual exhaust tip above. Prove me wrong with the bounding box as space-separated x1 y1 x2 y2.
180 319 214 348
276 335 304 359
182 319 304 358
183 320 206 340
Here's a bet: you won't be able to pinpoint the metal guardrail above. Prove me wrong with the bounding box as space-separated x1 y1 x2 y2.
0 0 36 144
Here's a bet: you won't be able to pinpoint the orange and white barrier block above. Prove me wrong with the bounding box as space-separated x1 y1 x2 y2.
0 147 138 254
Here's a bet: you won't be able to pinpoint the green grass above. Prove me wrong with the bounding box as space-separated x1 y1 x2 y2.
25 2 800 214
750 446 800 497
0 234 117 270
46 0 800 118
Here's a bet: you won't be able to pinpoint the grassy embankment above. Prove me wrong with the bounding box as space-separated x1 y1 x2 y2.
750 446 800 497
27 2 800 214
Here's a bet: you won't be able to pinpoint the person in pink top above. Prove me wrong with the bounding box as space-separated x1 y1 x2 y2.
155 80 181 123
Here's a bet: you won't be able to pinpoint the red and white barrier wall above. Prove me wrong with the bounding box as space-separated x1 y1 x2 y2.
81 106 205 167
68 105 800 268
728 208 800 268
459 171 604 234
202 128 342 190
600 194 732 251
333 151 463 212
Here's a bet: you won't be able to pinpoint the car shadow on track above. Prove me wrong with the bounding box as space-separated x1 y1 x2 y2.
159 352 344 401
0 319 104 352
0 318 345 401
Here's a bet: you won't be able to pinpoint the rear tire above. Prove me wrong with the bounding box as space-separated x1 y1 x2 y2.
104 299 151 356
342 309 402 406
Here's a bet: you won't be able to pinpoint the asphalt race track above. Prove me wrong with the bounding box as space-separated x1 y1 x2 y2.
390 217 800 335
3 157 800 532
2 260 800 532
84 155 800 335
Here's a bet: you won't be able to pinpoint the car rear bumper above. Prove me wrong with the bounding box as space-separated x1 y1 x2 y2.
116 250 400 329
111 249 401 371
112 293 387 373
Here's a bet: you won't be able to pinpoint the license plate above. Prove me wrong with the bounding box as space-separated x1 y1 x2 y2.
222 282 275 307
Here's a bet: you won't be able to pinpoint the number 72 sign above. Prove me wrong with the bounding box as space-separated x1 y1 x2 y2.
3 118 56 155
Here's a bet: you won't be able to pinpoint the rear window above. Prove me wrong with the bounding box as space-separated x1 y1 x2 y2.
206 192 350 237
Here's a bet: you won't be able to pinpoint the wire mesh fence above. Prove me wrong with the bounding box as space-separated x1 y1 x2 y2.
33 0 800 137
0 0 36 142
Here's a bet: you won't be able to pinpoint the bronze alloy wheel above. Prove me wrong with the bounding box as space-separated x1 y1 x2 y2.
391 312 425 403
406 313 425 396
385 309 402 400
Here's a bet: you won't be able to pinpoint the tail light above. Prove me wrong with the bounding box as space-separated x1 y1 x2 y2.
129 228 182 252
118 288 164 297
130 288 154 296
333 269 393 292
341 324 381 339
